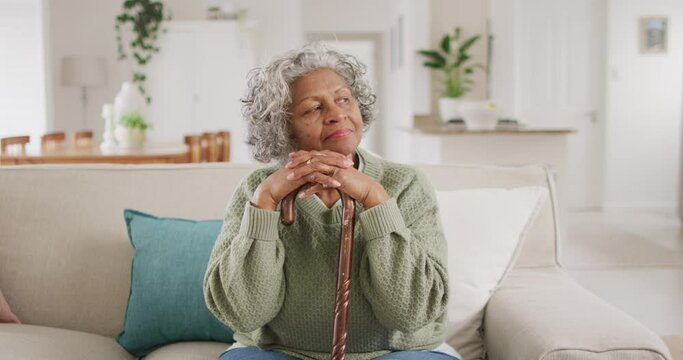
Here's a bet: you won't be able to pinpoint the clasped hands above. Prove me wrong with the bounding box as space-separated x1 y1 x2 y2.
250 150 389 211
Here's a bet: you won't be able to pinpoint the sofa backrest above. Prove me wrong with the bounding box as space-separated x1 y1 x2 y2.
0 162 558 338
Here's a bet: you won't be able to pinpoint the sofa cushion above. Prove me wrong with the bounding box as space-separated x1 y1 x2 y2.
0 323 134 360
437 186 548 360
485 268 671 360
145 341 231 360
116 209 234 357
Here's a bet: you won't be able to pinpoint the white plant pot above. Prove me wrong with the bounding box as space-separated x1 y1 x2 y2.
458 101 501 130
114 126 146 149
438 97 465 123
114 81 146 128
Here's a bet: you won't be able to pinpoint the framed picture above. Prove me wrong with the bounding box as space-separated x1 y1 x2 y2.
639 16 668 54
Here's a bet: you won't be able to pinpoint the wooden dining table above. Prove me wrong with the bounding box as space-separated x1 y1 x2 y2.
0 143 191 165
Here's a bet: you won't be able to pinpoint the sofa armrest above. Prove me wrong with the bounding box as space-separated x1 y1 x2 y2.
484 267 672 360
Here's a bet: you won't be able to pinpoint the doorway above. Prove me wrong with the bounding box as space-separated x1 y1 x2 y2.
492 0 607 209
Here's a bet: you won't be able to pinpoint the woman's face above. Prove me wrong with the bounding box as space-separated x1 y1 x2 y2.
289 68 363 158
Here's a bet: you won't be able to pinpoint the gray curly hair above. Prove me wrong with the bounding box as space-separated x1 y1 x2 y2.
241 43 376 164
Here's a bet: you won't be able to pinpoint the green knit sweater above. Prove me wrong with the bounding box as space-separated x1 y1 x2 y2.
203 147 449 360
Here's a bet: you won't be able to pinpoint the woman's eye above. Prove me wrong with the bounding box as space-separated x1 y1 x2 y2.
304 104 321 115
338 97 350 104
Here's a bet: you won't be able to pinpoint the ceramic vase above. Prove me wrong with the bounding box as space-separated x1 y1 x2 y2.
438 97 465 124
114 126 146 149
113 82 147 148
458 101 501 130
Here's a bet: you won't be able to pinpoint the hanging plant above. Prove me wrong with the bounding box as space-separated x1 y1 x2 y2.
115 0 169 103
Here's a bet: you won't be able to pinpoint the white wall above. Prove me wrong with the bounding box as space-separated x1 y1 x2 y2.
299 0 432 162
301 0 392 34
0 0 48 149
489 0 516 119
49 0 125 141
245 0 303 65
48 0 302 141
604 0 683 209
380 0 427 163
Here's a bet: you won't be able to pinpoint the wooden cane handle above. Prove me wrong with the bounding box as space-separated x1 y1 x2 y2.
280 183 316 225
280 189 299 225
280 186 356 360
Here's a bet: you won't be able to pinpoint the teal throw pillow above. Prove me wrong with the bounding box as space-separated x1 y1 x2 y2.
117 209 233 356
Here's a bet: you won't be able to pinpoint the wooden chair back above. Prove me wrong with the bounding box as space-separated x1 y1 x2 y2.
73 130 93 148
185 131 231 163
184 135 202 163
41 132 66 151
216 131 231 162
201 132 219 162
1 136 30 155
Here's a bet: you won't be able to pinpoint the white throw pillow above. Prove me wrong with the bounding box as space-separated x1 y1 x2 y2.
437 186 548 360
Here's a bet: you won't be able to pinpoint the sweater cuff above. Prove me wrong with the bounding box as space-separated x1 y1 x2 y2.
358 197 406 241
239 201 280 241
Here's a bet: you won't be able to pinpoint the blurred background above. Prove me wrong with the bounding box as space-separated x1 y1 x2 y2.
1 0 681 340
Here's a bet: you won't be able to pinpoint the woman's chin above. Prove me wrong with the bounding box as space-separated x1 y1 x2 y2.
323 141 358 156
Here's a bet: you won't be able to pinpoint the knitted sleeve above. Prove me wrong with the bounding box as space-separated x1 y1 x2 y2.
203 169 286 332
358 168 449 332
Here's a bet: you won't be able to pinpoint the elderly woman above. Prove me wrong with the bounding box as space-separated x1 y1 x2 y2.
203 44 458 360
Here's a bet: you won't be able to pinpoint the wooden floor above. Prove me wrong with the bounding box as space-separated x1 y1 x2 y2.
564 208 683 337
663 336 683 360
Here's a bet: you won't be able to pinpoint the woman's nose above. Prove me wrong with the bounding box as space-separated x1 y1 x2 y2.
324 103 346 124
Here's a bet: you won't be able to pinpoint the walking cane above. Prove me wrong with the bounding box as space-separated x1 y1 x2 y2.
281 184 356 360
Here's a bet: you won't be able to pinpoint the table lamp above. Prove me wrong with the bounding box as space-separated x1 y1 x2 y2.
61 56 107 129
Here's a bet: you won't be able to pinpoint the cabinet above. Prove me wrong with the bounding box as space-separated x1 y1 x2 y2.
407 124 575 243
146 21 254 163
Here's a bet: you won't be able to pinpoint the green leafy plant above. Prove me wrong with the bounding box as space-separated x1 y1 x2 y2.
418 27 485 98
115 0 169 104
119 113 150 130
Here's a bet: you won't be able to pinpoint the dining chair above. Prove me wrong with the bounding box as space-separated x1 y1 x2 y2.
41 132 66 151
201 132 219 162
73 130 93 148
1 136 30 156
184 135 202 163
216 131 231 162
184 131 230 163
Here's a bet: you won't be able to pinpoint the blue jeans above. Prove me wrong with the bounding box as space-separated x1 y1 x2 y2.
218 347 459 360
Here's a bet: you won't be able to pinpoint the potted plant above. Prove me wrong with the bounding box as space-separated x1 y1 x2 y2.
115 113 150 149
115 0 169 104
418 27 486 124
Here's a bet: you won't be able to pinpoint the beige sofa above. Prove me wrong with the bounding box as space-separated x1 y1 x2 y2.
0 163 672 360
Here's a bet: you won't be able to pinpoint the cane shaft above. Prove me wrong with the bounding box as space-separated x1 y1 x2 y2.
280 187 356 360
331 191 355 360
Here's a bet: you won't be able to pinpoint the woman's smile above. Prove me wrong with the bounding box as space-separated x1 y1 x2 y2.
325 128 353 141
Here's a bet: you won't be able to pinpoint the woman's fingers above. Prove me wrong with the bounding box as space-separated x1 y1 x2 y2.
286 158 344 181
297 183 324 199
285 150 353 169
296 172 341 198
